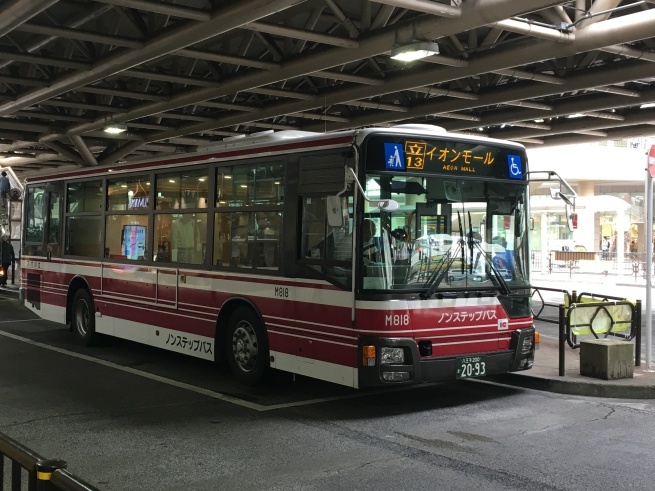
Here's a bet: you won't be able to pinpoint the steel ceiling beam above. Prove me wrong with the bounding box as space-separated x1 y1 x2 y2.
55 0 565 141
15 23 144 49
90 0 211 21
0 0 308 117
296 9 655 132
494 109 655 141
5 0 654 174
443 64 655 132
368 0 461 17
0 4 113 72
0 0 59 38
528 123 655 147
243 21 359 48
68 135 99 166
491 18 574 42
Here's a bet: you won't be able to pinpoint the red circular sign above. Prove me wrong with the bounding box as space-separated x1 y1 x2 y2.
649 145 655 178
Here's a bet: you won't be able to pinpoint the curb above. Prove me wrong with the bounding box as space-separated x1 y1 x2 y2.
488 373 655 399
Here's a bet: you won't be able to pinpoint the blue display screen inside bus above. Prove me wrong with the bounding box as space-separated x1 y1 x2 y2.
368 136 527 179
122 225 146 260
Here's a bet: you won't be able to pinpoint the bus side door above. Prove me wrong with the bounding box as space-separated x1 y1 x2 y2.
45 182 64 260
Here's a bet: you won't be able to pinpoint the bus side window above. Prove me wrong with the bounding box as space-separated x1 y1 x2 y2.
26 186 45 244
65 180 103 257
299 195 353 288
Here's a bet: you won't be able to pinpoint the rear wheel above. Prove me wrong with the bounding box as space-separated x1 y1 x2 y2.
71 289 96 346
226 306 269 386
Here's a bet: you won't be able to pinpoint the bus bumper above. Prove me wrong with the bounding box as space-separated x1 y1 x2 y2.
358 327 535 388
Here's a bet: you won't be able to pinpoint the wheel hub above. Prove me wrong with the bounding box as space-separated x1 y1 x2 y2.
232 321 258 372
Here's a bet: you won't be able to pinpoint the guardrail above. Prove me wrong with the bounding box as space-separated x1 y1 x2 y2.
0 430 99 491
531 286 572 323
543 250 654 278
532 287 641 377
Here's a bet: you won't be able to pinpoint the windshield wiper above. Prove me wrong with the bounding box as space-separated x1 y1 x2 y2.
471 241 511 295
467 210 474 275
420 212 466 299
420 247 453 299
457 210 465 276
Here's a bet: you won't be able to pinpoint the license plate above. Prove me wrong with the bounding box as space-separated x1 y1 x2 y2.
455 356 488 379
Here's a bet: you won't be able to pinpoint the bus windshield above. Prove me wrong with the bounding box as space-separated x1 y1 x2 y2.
361 174 529 293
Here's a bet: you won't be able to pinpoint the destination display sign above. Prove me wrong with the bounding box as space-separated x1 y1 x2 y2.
365 135 526 180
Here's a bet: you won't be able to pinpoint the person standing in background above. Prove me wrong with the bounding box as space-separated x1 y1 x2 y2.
601 236 610 260
172 214 198 263
391 228 410 264
0 171 10 207
362 219 380 264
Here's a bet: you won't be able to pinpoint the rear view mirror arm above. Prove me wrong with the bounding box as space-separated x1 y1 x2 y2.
341 167 399 212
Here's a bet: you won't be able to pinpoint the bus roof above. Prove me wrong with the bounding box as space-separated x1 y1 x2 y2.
25 125 526 184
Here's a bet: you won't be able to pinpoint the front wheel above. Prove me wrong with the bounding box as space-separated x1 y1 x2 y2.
71 289 96 346
226 306 269 386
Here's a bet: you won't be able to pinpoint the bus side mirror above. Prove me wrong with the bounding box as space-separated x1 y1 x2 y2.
326 196 343 227
549 188 576 232
379 199 400 212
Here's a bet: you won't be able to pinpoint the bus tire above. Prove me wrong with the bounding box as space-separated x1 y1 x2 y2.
226 306 269 386
71 289 96 346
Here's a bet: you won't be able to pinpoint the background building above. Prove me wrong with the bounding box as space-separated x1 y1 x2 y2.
528 137 655 271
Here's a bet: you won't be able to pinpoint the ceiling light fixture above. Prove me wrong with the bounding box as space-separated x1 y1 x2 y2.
390 42 439 62
104 123 128 134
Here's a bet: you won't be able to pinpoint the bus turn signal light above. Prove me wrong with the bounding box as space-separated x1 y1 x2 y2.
362 345 376 366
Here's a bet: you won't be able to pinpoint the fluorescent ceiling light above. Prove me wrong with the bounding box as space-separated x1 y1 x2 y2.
566 113 585 119
390 42 439 62
104 123 128 134
640 103 655 109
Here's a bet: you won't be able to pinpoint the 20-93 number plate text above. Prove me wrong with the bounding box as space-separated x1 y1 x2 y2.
455 356 487 379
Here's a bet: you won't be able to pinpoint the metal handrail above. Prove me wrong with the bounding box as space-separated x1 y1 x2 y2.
0 430 100 491
531 286 572 323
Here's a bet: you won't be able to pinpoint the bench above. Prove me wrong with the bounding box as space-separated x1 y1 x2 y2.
553 251 596 261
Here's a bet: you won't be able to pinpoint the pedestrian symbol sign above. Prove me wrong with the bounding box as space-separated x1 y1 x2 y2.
384 143 405 170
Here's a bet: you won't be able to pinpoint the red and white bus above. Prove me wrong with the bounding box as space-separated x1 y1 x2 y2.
21 125 546 388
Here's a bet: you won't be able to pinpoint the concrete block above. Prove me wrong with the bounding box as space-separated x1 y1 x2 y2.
580 339 634 380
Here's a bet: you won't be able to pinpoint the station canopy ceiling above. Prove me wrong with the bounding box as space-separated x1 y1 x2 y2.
1 0 655 178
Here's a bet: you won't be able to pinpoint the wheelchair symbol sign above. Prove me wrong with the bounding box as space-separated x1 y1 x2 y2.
507 154 523 179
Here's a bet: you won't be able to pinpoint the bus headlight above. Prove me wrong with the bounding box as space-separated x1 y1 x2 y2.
380 347 405 364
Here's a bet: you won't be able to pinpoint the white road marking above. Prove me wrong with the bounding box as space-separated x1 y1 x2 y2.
0 329 426 411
